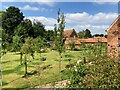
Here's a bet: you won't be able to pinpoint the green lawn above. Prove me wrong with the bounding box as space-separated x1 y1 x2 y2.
2 50 82 88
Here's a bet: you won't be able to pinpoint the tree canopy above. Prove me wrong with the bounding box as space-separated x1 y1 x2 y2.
78 29 92 38
2 6 24 41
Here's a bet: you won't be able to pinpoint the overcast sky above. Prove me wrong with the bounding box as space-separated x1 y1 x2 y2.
1 1 119 34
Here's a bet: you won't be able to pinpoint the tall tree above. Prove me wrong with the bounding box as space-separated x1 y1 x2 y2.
54 9 66 76
78 30 85 38
2 6 24 42
15 19 33 42
78 29 92 38
45 30 54 41
85 29 92 38
32 21 46 38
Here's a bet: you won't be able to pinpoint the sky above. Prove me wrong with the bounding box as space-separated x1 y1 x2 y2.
1 1 119 35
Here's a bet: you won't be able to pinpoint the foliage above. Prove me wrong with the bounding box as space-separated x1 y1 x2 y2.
2 6 24 42
68 60 87 88
45 30 55 41
21 37 35 76
12 35 21 52
32 21 46 38
84 29 92 38
68 44 120 88
33 37 46 57
54 9 66 54
1 29 9 54
54 9 66 81
93 34 105 37
15 19 33 42
78 29 92 38
78 30 85 38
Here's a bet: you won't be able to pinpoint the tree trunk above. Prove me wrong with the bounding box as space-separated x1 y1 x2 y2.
20 52 23 65
59 52 62 82
24 54 27 76
40 52 41 57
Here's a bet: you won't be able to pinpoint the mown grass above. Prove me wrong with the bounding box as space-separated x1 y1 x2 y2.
2 50 82 89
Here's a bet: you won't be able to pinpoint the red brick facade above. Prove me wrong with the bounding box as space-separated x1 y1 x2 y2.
107 15 120 61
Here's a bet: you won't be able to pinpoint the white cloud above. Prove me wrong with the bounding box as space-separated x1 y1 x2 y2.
65 12 118 25
27 12 118 34
66 24 108 34
21 5 39 11
21 5 50 12
45 26 54 30
27 16 57 26
2 0 119 2
65 12 92 24
92 13 118 23
2 0 55 7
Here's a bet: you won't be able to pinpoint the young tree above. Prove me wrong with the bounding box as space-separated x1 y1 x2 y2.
1 29 9 55
12 35 24 65
33 38 45 57
12 35 21 52
21 37 35 76
54 9 66 77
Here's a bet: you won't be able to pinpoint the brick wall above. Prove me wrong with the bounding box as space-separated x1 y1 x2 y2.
107 17 119 61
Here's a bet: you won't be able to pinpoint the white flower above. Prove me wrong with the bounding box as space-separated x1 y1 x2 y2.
75 68 77 72
74 66 77 72
74 66 76 68
77 59 82 64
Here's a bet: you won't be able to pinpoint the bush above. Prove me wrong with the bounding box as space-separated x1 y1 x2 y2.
68 55 120 88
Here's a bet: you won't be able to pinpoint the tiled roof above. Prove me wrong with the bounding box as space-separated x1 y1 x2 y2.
79 37 107 43
64 29 75 37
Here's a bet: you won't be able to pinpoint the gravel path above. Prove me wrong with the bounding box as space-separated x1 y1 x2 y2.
35 80 69 88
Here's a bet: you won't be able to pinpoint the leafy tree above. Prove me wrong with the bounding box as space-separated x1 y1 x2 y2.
1 29 9 54
45 30 55 41
2 6 24 42
33 38 45 57
78 30 85 38
93 34 105 37
21 37 35 76
104 34 107 38
54 9 66 76
32 21 46 38
12 35 21 52
15 19 33 41
12 35 24 65
78 29 92 38
84 29 92 38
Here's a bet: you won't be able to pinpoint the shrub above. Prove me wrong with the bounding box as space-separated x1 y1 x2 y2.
68 55 120 88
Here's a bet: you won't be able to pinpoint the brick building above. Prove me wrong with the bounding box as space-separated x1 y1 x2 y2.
64 29 78 38
80 36 107 45
64 29 107 50
64 29 80 49
107 15 120 61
